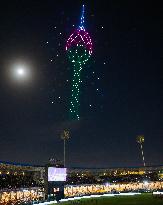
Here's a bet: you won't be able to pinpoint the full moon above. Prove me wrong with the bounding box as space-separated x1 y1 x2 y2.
5 61 34 87
11 63 31 82
17 67 25 75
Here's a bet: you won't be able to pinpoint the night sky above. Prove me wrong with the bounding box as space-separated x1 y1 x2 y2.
0 0 162 168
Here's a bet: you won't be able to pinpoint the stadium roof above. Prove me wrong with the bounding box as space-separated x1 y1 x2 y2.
0 160 44 168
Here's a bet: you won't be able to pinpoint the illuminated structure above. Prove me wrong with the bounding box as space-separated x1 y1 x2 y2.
0 160 163 202
0 161 44 183
66 5 93 120
0 161 44 204
44 163 66 201
61 130 70 167
64 182 163 197
0 188 44 204
137 135 146 167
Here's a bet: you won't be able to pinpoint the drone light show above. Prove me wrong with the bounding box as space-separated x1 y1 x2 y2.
66 5 93 120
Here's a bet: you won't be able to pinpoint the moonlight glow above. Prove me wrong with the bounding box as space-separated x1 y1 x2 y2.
16 67 25 76
6 62 34 86
11 64 31 82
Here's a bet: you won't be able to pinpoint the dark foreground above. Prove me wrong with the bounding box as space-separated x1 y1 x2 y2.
60 194 163 205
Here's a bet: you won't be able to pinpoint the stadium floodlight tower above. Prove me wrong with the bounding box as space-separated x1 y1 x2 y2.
137 135 146 167
61 130 70 167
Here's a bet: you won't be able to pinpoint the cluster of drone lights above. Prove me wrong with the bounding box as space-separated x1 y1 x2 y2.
66 5 93 120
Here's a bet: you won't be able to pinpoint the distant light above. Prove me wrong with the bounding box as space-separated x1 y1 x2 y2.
46 41 49 44
143 181 149 185
153 191 163 195
105 183 110 186
89 104 92 107
97 77 100 80
17 68 25 75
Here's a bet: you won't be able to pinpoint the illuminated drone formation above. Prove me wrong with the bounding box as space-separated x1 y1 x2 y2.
66 5 93 120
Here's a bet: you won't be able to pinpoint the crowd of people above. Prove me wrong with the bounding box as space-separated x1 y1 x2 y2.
0 173 43 204
0 173 41 189
0 181 163 204
66 171 160 185
0 188 44 205
64 181 163 197
0 166 162 204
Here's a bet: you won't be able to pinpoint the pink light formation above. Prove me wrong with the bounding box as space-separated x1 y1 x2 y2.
66 29 92 55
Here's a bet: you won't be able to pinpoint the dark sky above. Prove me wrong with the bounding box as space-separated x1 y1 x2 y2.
0 0 162 168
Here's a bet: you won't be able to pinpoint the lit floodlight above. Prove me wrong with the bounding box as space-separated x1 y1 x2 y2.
143 181 149 185
105 183 110 186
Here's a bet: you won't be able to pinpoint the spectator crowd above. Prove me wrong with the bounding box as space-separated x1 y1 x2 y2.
64 181 163 197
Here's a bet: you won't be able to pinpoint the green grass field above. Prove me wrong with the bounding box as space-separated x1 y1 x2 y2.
61 194 163 205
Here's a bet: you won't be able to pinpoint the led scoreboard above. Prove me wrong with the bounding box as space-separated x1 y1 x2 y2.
45 165 66 202
48 167 67 182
